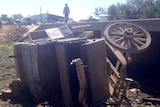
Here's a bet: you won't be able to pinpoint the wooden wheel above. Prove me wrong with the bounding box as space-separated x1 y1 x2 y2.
104 22 151 53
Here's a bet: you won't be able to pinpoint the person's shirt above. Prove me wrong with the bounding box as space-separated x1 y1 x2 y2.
63 6 70 15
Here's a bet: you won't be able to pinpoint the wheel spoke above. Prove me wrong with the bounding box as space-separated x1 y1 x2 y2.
114 37 124 43
121 39 126 46
112 28 123 34
110 36 122 40
133 29 141 34
117 26 124 32
132 38 145 46
134 37 147 42
110 31 123 36
133 34 146 37
127 39 131 48
131 40 139 48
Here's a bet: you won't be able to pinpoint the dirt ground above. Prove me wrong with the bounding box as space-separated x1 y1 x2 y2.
0 25 38 42
0 25 34 107
0 24 159 107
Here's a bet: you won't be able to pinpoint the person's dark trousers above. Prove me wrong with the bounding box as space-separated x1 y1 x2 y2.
64 13 69 23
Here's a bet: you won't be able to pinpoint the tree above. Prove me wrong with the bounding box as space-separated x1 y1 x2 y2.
154 0 160 17
11 14 23 21
94 0 160 20
125 0 160 19
107 0 160 20
108 4 120 20
93 7 107 17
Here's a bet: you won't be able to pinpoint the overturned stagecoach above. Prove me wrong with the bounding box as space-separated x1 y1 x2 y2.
1 22 152 106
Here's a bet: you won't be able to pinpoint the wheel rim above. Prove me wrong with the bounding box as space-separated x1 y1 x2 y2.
104 22 151 53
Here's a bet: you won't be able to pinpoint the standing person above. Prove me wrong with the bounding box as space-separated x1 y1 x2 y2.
63 3 70 23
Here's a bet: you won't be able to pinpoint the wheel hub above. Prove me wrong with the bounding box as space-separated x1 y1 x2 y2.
124 28 133 38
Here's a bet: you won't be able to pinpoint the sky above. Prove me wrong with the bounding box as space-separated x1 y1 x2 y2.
0 0 126 21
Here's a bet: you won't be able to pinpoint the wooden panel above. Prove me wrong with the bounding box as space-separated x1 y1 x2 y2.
55 43 72 105
14 42 40 98
15 41 63 103
55 39 85 106
13 43 27 85
82 39 109 105
22 43 43 100
21 43 36 88
38 19 160 32
37 42 62 102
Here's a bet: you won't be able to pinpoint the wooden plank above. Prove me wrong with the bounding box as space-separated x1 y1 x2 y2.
55 43 72 105
82 39 109 105
105 41 127 67
30 44 40 81
110 75 117 85
37 18 160 32
109 83 114 96
55 39 88 106
20 25 39 41
14 41 63 103
13 43 27 85
106 58 120 78
37 42 62 102
77 31 94 39
21 43 36 88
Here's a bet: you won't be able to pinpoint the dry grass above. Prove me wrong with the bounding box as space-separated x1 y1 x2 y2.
0 25 29 107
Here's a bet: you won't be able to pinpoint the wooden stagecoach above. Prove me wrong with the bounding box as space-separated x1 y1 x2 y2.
1 22 151 107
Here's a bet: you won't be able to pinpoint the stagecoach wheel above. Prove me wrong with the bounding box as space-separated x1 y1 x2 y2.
104 22 151 53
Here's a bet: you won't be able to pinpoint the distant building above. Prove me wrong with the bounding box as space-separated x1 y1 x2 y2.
1 14 8 21
99 14 110 22
79 16 98 22
30 13 73 24
0 14 13 25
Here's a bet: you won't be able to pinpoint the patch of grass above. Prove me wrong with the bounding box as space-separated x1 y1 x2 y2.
0 43 18 106
0 43 16 91
0 25 30 106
